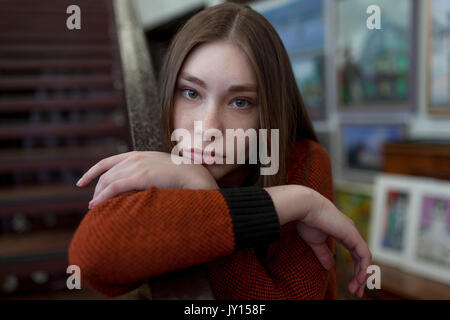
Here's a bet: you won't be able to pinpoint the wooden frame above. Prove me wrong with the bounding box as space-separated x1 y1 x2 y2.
426 0 450 115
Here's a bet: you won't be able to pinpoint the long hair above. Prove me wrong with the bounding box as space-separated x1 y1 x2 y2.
159 2 318 187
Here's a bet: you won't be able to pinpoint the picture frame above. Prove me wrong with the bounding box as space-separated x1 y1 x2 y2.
408 181 450 284
257 0 324 55
337 121 408 183
368 173 421 270
336 0 415 112
426 0 450 115
369 173 450 285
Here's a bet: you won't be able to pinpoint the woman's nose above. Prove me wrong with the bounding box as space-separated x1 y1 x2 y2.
197 103 223 133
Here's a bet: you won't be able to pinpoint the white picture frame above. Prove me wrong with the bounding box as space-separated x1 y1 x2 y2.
407 180 450 285
369 173 420 269
369 173 450 285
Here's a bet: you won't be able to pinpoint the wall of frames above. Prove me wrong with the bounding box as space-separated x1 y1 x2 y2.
252 0 450 185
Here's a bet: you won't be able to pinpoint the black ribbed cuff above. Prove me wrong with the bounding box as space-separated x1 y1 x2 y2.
219 186 281 251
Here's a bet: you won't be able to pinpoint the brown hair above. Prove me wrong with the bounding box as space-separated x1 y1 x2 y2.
159 2 318 187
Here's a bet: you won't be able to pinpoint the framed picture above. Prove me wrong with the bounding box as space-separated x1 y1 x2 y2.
291 54 326 120
257 0 324 55
369 173 450 285
336 0 413 111
427 0 450 115
368 174 420 269
337 121 407 183
408 182 450 284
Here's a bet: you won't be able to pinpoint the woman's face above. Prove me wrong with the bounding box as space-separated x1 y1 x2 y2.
172 40 259 182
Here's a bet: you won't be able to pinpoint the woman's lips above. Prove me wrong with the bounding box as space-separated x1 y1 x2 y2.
183 148 222 165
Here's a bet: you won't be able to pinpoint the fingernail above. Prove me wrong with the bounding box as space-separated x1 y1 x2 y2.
76 177 83 186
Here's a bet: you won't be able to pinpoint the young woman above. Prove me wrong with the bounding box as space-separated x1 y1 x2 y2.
69 2 371 299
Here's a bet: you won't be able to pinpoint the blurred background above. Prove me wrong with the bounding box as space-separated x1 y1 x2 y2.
0 0 449 300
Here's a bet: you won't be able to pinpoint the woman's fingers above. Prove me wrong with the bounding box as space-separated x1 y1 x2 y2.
348 277 359 295
89 176 137 209
91 158 137 200
358 283 365 298
76 152 134 187
352 239 371 284
312 195 372 297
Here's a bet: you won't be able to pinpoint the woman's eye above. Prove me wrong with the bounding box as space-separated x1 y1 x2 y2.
182 89 199 100
232 98 251 109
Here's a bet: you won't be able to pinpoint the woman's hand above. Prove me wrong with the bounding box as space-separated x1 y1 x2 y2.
265 185 372 298
76 151 219 209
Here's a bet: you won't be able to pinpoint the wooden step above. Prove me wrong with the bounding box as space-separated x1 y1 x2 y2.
0 251 69 278
0 33 110 44
0 121 127 139
0 74 115 90
0 145 125 173
0 94 122 113
1 183 95 204
0 184 95 217
0 59 113 72
0 230 74 258
0 45 112 57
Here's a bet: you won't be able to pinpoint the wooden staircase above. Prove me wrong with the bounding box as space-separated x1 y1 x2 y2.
0 0 133 296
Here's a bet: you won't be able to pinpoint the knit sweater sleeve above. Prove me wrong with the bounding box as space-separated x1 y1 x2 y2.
68 183 280 297
207 139 338 299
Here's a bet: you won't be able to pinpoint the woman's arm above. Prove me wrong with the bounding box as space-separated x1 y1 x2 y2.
210 141 369 299
68 185 283 297
69 142 370 298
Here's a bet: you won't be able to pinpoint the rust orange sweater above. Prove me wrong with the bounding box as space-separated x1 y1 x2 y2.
68 139 338 299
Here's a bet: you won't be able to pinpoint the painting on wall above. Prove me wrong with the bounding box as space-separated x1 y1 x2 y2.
338 122 406 182
337 0 412 110
379 189 409 251
259 0 324 54
291 54 326 120
369 174 417 269
409 184 450 285
427 0 450 115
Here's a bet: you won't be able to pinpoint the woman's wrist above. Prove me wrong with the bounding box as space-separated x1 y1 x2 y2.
264 184 313 226
178 164 219 189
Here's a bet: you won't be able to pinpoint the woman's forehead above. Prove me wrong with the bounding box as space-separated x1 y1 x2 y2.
179 41 257 85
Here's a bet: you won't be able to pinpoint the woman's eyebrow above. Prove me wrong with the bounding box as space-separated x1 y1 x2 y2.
179 72 257 92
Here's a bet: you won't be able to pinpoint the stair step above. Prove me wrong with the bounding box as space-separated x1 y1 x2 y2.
0 184 95 217
0 59 113 72
0 121 127 139
0 145 125 173
0 94 122 113
0 74 115 90
0 45 112 57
